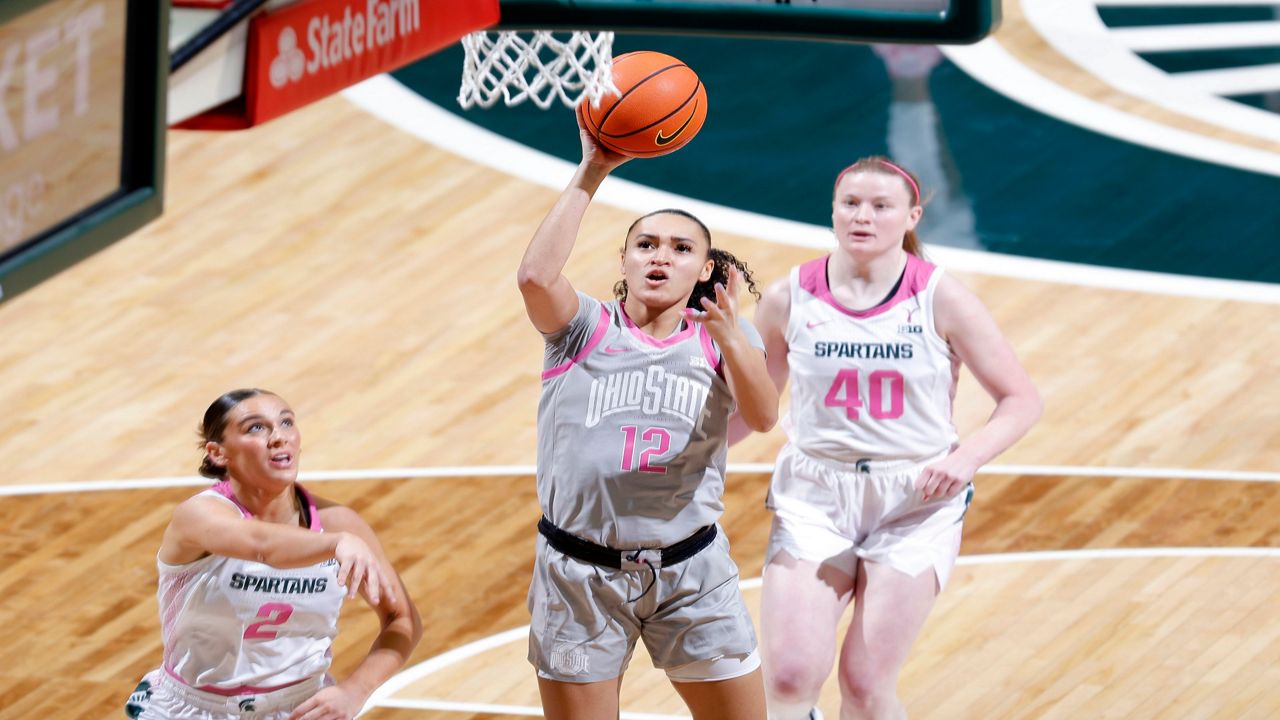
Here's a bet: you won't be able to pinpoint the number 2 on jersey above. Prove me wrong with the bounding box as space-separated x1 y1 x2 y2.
824 369 905 420
244 602 293 640
620 426 670 474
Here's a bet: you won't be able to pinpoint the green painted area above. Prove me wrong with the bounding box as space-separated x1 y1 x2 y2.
1097 6 1277 26
394 32 1280 284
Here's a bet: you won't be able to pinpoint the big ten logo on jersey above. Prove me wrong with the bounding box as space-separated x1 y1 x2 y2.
584 365 710 429
899 305 923 335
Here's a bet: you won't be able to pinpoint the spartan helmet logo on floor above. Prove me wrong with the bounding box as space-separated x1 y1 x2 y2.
238 697 258 712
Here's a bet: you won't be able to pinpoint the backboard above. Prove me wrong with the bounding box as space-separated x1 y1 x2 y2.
496 0 1000 44
0 0 166 305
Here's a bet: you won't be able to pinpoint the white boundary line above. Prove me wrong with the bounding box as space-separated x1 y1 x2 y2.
1022 0 1280 142
1175 62 1280 97
340 76 1280 305
940 38 1280 178
3 462 1278 497
1108 21 1280 52
375 698 688 720
1095 0 1280 5
361 547 1280 717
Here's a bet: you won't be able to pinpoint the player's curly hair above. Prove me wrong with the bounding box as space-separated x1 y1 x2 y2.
613 209 761 309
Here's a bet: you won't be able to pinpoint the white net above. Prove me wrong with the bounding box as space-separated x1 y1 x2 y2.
459 30 618 110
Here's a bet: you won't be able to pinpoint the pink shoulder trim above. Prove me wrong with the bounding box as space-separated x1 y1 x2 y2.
697 324 720 372
542 304 611 381
620 305 697 348
797 254 935 319
209 481 252 519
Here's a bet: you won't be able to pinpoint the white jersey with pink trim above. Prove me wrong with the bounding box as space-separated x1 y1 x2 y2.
155 482 345 693
537 292 764 548
785 254 958 463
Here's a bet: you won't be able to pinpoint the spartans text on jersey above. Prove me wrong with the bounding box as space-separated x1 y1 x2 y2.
813 342 914 359
230 573 329 594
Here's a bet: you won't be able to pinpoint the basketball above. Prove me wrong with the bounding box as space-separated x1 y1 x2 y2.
577 51 708 158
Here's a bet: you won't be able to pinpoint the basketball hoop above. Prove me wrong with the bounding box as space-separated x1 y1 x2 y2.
458 30 618 110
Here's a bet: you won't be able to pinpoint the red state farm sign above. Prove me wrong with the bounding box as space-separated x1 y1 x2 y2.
182 0 498 129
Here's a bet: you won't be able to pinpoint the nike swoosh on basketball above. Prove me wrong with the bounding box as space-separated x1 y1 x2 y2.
655 100 699 146
603 345 631 354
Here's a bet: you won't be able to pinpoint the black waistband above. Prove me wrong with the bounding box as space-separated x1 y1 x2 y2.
537 516 717 570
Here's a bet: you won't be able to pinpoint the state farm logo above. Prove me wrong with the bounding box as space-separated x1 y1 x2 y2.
267 0 422 89
269 27 305 88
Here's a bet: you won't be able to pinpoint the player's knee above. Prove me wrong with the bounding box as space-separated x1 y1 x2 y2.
837 665 897 709
764 657 827 703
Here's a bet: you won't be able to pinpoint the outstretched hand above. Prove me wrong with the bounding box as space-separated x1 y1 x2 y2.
685 267 744 347
575 104 631 171
333 532 396 606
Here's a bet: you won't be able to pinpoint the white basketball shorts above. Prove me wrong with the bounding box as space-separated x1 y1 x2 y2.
766 443 972 589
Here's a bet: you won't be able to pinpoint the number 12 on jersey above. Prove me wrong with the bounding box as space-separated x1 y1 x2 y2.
824 369 905 420
620 425 670 474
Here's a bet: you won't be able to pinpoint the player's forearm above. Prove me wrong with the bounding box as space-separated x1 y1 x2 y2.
247 526 343 568
517 163 611 289
342 610 421 706
726 412 756 447
721 340 778 433
952 391 1042 469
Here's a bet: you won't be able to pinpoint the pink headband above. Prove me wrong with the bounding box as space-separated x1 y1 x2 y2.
877 160 920 203
833 159 920 204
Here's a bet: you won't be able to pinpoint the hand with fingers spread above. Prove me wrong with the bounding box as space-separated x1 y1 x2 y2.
915 452 978 502
333 532 396 605
685 266 747 347
287 684 365 720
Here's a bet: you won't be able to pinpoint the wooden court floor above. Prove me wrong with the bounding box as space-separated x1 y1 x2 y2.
1 6 1279 718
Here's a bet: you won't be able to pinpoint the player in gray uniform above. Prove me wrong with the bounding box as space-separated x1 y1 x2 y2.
517 121 780 719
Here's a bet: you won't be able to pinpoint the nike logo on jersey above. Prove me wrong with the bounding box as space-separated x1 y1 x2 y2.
806 319 833 329
603 345 631 354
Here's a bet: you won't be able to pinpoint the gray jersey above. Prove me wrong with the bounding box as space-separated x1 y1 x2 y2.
537 292 763 548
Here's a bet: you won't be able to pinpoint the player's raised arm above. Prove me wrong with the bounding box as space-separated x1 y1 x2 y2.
728 274 791 446
517 121 631 334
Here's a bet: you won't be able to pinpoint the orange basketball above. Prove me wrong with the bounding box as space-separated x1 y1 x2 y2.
577 51 707 158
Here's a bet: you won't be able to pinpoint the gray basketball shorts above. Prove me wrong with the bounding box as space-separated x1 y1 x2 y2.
527 529 758 683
